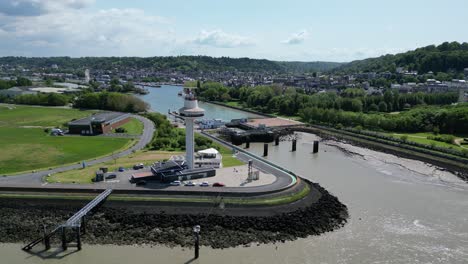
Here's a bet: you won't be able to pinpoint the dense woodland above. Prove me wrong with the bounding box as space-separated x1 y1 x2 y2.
0 56 339 74
195 81 467 134
334 41 468 74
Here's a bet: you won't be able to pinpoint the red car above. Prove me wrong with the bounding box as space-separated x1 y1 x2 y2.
213 182 225 187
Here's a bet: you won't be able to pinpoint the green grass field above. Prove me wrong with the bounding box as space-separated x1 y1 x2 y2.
0 105 131 175
47 150 178 183
385 132 467 152
216 143 245 167
115 117 144 135
0 105 93 128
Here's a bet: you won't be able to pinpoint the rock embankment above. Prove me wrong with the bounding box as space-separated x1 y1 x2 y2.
0 183 347 249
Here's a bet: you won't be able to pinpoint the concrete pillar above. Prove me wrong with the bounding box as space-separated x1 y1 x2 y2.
185 117 195 169
194 232 200 259
292 140 297 152
263 143 268 157
245 141 250 149
275 137 279 146
313 140 319 153
61 227 67 250
82 216 86 234
43 225 50 250
76 227 81 251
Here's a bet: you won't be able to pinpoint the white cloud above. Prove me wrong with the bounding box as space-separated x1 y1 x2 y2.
0 0 95 16
0 6 174 56
191 30 254 48
282 30 308 45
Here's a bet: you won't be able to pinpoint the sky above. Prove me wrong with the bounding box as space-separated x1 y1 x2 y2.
0 0 467 62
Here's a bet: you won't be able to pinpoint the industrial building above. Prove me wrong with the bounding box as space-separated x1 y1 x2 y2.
68 112 131 135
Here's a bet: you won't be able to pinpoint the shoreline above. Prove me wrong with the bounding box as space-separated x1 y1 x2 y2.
0 180 348 249
291 126 468 182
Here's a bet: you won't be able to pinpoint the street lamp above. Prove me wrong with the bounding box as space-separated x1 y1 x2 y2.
193 225 200 259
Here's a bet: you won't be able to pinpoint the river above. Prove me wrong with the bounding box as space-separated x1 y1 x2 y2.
2 86 467 263
138 85 264 121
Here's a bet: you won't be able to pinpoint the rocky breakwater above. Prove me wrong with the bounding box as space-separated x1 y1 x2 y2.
0 182 348 249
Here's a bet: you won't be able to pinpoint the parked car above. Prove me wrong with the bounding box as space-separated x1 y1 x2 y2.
118 167 125 172
184 181 195 186
213 182 225 187
105 173 117 180
135 180 146 186
170 180 181 186
199 181 210 187
133 163 144 170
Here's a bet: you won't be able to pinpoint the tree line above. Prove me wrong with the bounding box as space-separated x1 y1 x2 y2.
335 41 468 74
0 77 33 90
196 83 458 116
299 104 468 134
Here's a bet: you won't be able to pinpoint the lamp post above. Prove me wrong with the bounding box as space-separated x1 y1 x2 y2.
193 225 200 259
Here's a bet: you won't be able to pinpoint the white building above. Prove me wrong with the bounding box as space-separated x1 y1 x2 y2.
170 148 223 169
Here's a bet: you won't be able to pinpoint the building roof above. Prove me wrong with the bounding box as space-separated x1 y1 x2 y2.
198 148 219 155
68 112 130 126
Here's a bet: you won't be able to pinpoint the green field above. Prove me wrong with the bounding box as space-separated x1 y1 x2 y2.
115 117 144 135
0 105 131 175
385 132 467 152
47 150 178 183
217 143 245 167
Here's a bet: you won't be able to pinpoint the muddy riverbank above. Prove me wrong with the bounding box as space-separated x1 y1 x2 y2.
0 182 347 249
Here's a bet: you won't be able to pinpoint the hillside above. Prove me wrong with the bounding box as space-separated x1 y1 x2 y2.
333 42 468 74
0 56 341 74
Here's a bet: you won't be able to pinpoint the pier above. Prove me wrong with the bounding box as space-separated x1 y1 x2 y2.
22 188 112 251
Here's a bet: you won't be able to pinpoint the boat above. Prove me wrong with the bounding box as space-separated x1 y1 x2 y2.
177 91 183 96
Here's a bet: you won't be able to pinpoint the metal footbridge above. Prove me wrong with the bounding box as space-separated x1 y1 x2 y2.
22 188 112 251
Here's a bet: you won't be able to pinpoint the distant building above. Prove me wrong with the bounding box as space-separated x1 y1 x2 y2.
0 86 37 97
68 112 131 135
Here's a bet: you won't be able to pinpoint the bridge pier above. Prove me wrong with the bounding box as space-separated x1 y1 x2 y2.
43 225 50 250
81 216 86 235
76 227 82 250
61 227 67 250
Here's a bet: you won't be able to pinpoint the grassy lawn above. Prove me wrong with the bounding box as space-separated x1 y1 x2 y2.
384 132 466 152
47 150 180 183
0 181 311 206
0 127 131 175
115 117 144 135
0 105 132 175
224 101 241 107
215 143 245 167
0 104 93 128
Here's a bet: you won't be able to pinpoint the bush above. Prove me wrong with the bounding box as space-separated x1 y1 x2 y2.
115 127 127 133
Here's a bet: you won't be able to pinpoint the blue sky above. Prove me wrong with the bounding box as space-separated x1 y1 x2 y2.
0 0 467 61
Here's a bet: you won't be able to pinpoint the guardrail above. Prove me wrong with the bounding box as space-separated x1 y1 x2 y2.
201 132 298 187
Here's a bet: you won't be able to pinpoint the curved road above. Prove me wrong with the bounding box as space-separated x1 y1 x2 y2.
0 115 155 185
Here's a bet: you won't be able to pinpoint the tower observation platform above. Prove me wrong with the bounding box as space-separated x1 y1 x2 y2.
179 88 205 169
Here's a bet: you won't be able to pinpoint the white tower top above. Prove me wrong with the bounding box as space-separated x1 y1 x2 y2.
179 88 205 118
179 87 204 169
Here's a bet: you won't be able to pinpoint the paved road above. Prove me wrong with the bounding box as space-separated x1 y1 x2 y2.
0 114 155 185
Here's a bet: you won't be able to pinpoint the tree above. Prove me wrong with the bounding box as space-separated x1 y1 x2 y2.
378 101 388 112
369 103 379 112
16 77 32 86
